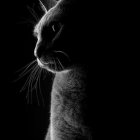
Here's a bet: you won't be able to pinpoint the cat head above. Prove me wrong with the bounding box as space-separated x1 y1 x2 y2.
34 0 94 73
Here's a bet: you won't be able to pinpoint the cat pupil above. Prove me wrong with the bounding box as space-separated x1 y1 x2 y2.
51 22 61 34
52 25 56 32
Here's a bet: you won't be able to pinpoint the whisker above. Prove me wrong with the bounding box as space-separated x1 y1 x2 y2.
42 68 48 80
28 65 39 104
18 64 37 80
53 57 57 71
27 75 32 104
34 68 43 106
38 69 45 106
23 69 35 100
20 73 33 93
19 64 38 92
16 60 36 73
20 64 38 104
14 60 37 82
27 5 39 23
56 57 64 70
34 69 41 106
30 66 40 99
55 58 61 70
30 66 40 92
54 50 70 61
21 76 31 104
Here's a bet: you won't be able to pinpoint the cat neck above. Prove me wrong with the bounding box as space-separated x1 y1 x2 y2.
53 66 88 93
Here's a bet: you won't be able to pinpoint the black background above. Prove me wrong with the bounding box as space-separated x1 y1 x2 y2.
2 0 52 140
1 0 137 139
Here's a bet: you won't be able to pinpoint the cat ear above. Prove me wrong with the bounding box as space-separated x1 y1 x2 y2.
39 0 57 12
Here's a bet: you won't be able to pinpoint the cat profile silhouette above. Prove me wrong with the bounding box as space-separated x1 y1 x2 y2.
31 0 122 139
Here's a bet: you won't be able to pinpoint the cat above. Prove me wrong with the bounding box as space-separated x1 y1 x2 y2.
33 0 95 139
33 0 121 139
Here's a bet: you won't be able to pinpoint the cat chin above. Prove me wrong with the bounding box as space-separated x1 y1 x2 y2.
36 50 72 73
37 56 87 74
37 58 69 74
37 58 56 73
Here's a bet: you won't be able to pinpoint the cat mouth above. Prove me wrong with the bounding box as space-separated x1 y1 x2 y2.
37 50 71 73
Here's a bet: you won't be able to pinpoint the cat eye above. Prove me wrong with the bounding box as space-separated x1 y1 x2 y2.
39 21 62 41
51 22 62 34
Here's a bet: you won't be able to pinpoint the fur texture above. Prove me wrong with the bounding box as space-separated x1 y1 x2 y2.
33 0 122 139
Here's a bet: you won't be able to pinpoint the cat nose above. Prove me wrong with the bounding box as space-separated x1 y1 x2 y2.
34 47 42 59
34 48 37 57
34 46 43 59
34 43 46 59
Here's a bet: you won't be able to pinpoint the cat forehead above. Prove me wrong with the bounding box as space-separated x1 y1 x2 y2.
34 4 62 35
34 14 47 34
34 7 55 33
